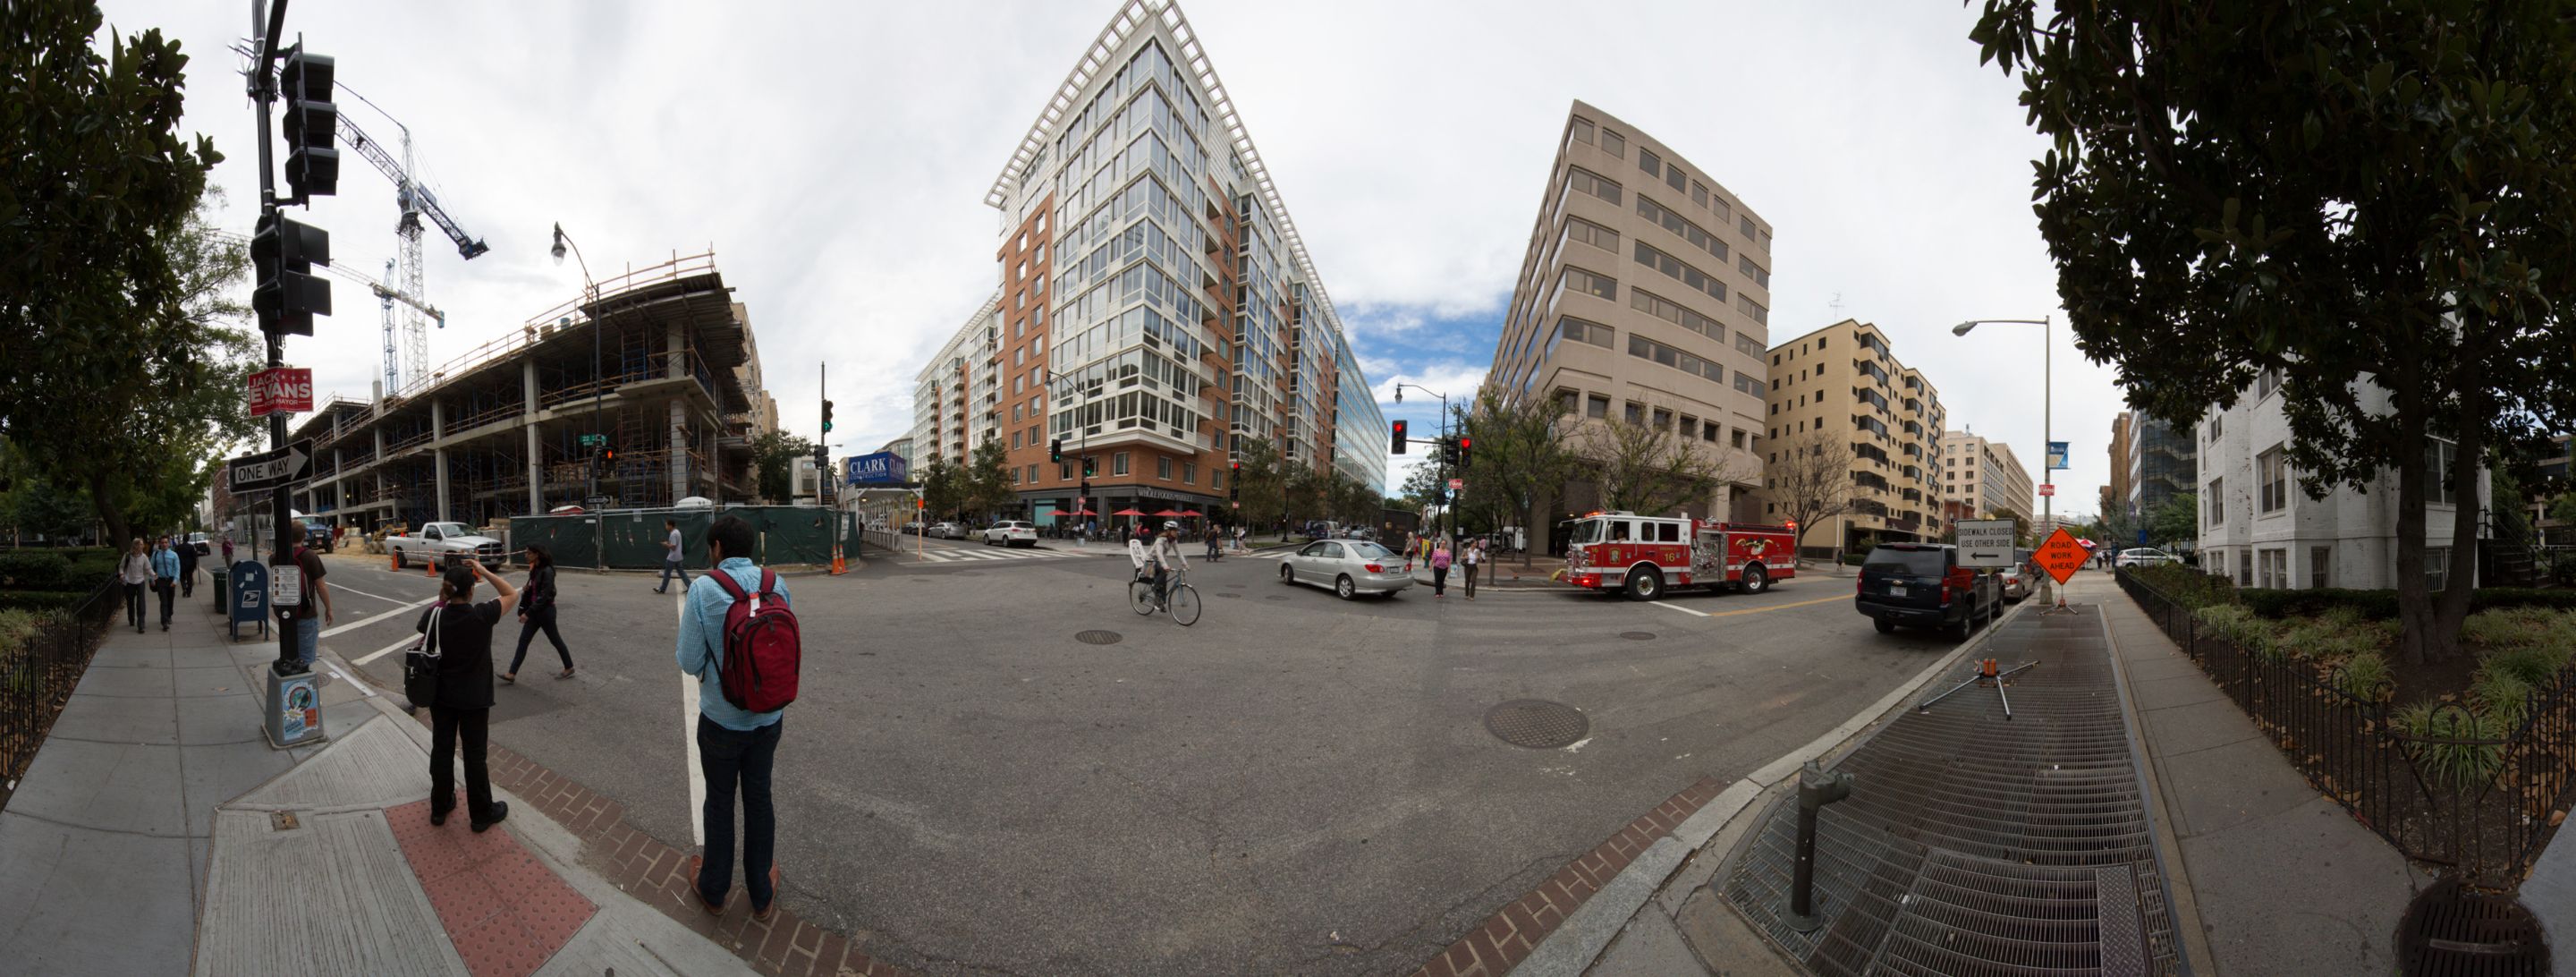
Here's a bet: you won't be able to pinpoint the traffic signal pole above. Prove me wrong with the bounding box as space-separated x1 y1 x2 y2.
250 0 300 677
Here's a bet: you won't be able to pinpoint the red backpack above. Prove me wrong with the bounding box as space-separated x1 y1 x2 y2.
708 569 801 713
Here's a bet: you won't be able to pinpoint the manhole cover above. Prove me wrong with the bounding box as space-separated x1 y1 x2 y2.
1073 630 1123 646
1620 631 1656 641
2398 878 2551 976
1485 700 1589 749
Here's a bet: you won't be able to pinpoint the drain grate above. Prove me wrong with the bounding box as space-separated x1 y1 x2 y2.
1073 630 1123 646
1620 631 1656 641
1484 700 1588 749
2398 878 2552 977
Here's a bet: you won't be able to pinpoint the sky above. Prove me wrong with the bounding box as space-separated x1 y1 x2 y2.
105 0 2123 521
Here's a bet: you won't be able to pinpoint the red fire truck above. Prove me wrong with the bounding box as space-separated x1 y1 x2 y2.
1557 512 1798 599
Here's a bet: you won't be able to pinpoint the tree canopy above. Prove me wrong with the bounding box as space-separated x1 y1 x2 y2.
1970 0 2576 661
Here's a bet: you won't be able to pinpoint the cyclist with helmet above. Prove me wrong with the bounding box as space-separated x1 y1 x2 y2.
1145 521 1189 610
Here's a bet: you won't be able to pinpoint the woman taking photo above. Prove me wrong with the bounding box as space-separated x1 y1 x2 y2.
417 559 517 831
504 544 572 682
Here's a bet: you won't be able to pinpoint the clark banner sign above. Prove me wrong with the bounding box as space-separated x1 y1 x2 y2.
845 452 909 487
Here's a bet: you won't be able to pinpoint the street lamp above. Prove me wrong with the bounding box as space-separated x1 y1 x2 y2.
1393 383 1451 543
553 222 606 571
1953 315 2065 610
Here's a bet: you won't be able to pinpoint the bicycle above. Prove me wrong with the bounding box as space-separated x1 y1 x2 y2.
1129 565 1201 625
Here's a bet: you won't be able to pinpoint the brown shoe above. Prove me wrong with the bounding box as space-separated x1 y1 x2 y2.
685 855 726 915
751 865 783 922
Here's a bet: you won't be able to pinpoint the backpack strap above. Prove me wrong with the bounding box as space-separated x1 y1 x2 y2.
756 569 778 599
708 568 750 601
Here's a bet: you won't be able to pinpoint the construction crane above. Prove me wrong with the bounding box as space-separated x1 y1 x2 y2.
333 88 487 395
322 259 447 387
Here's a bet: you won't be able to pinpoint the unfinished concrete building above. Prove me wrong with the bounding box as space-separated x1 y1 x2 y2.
289 253 762 531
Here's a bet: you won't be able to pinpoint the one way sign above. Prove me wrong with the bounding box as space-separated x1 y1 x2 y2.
228 440 314 493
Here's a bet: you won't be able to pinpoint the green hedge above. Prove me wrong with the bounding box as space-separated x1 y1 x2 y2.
0 549 73 589
2131 564 2237 609
0 590 96 613
2236 585 2576 620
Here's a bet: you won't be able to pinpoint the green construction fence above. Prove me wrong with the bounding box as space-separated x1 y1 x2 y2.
504 505 857 570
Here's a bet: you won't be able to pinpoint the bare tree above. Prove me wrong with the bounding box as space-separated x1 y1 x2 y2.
1575 407 1747 520
1767 430 1856 566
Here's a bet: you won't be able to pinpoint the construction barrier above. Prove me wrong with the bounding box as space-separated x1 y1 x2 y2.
504 505 857 570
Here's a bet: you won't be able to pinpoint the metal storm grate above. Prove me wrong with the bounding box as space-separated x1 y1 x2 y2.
1485 700 1589 749
1620 632 1657 641
1719 611 2182 976
2398 878 2552 977
1073 630 1123 645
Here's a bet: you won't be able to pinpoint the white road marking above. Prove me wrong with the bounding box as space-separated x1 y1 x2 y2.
1649 600 1710 617
326 665 377 699
322 597 436 637
351 633 418 667
327 583 414 605
677 585 705 847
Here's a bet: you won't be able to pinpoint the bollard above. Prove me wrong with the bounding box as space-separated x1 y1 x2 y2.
1785 760 1856 932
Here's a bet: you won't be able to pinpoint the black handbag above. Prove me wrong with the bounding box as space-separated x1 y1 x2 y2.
402 604 444 710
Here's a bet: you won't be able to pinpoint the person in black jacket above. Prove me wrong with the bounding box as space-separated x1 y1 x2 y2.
418 559 517 831
504 543 572 683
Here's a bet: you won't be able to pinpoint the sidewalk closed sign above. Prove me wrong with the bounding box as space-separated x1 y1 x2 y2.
1955 519 2016 568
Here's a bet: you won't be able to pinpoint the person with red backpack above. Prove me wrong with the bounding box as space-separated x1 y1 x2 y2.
676 514 798 922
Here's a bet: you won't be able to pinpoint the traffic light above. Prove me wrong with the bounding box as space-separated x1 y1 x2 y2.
278 48 339 201
1391 420 1408 454
1229 461 1241 500
1440 438 1460 467
602 446 616 464
1082 456 1097 477
250 212 332 336
1049 438 1063 463
1457 436 1473 471
820 399 835 434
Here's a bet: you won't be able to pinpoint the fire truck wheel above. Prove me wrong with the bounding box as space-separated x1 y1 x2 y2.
1740 565 1768 594
1623 566 1662 600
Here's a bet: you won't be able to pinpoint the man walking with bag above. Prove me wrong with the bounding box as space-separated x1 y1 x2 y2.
679 515 796 922
150 535 180 631
655 519 691 594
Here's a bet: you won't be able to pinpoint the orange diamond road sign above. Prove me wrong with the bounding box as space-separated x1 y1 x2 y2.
2035 528 2089 584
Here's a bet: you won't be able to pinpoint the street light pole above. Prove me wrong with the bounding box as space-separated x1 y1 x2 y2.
1394 383 1450 544
551 224 602 571
1953 316 2058 607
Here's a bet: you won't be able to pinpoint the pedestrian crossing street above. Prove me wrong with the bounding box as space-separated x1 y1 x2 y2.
898 544 1106 564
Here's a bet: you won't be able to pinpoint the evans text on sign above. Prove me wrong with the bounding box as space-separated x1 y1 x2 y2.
246 367 314 418
1954 519 2018 568
227 439 315 493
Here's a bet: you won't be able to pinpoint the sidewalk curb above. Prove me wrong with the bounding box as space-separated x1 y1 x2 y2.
1404 598 2035 977
2090 581 2221 977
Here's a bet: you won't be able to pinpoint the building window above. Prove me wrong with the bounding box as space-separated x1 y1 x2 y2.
1157 456 1173 480
1557 388 1580 414
1563 266 1617 302
1734 373 1762 395
2206 477 2224 525
1571 117 1595 145
1652 407 1674 430
1113 452 1131 476
1737 294 1768 325
2425 439 2459 505
1211 468 1223 489
1624 402 1644 426
2207 414 2223 443
1566 166 1623 205
1633 241 1727 303
1665 164 1685 192
2258 368 2281 399
1740 216 1758 238
1625 333 1726 384
1059 462 1072 480
1679 415 1697 438
1587 394 1610 419
1012 431 1022 449
2309 546 2330 590
2426 546 2452 590
1027 463 1039 482
2259 548 2284 590
1636 195 1728 262
1638 148 1662 178
1182 462 1195 484
1557 316 1614 349
1738 256 1769 288
2258 446 2286 513
1732 429 1747 449
1599 128 1626 157
1564 216 1620 252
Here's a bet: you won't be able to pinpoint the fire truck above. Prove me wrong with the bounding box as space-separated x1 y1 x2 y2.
1557 512 1798 600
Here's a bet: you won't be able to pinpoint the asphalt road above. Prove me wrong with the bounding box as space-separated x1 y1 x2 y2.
315 543 1977 976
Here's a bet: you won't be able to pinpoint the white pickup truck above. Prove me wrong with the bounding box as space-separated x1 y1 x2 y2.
389 522 508 570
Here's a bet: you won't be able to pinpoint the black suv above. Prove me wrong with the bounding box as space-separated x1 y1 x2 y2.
1856 542 2001 640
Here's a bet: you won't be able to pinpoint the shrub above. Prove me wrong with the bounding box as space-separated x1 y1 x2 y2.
0 608 42 658
2394 701 2504 791
2194 604 2281 659
0 590 92 614
2277 616 2393 664
2239 587 2402 620
2471 666 2538 732
2133 563 2236 609
2470 589 2576 612
2334 650 2394 703
0 549 72 590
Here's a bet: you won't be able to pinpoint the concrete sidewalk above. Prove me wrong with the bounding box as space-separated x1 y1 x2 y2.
0 571 758 976
1504 569 2453 976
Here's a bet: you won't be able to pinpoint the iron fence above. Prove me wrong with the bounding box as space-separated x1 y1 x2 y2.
2117 569 2576 883
0 574 123 802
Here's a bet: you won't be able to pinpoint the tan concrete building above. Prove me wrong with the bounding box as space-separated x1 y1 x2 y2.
1482 100 1775 522
1757 319 1946 551
2103 410 2133 520
1945 429 2037 524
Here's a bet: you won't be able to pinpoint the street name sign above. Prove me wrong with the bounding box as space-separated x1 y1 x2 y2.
1955 519 2017 568
246 367 314 418
2035 528 2089 584
227 439 314 493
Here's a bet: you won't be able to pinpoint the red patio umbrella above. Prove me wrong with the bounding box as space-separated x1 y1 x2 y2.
1112 508 1148 516
1061 508 1097 516
1177 509 1203 517
1152 509 1186 517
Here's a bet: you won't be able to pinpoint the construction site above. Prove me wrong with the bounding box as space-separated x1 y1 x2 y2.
287 252 764 531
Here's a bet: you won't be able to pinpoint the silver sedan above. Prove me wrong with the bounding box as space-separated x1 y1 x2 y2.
1278 539 1413 599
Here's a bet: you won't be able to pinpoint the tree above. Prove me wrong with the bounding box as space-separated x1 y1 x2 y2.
920 455 962 521
1970 1 2576 662
2147 494 2199 553
1575 409 1745 520
2 5 231 552
1987 509 2033 548
1232 438 1288 533
749 431 816 504
1453 390 1578 564
1766 431 1857 565
963 436 1014 519
2553 492 2576 529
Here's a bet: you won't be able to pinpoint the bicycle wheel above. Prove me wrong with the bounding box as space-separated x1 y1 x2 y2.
1131 579 1157 615
1169 584 1201 625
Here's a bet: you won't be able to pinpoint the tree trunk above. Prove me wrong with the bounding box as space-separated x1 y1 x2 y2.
88 471 133 555
2392 363 2435 666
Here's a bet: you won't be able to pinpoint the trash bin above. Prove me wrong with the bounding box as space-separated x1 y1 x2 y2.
209 567 228 608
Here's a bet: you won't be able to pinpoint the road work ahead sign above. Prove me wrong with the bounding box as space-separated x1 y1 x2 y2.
2035 528 2089 584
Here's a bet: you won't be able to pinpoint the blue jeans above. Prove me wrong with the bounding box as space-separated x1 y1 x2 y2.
657 561 689 592
295 616 319 667
695 714 781 911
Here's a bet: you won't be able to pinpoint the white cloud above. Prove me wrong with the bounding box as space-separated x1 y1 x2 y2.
106 0 2133 508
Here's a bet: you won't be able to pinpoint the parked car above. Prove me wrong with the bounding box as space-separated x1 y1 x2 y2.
1998 565 2031 602
301 522 335 553
1856 542 2001 640
928 522 966 539
1277 539 1413 599
388 521 507 570
2114 547 2179 568
187 531 210 556
983 520 1038 547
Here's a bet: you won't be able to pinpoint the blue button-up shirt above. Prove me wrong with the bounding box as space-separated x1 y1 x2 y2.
150 547 179 581
677 556 789 731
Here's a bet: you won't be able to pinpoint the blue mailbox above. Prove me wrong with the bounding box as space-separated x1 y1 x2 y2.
229 559 270 641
